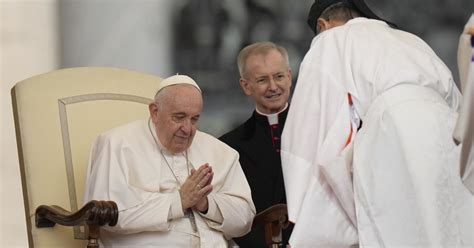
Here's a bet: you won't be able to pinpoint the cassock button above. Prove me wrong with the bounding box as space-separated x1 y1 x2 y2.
276 149 280 153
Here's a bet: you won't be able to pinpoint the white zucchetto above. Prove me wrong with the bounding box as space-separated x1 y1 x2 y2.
156 74 201 95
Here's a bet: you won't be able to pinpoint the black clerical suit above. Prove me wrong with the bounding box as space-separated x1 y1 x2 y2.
219 108 293 248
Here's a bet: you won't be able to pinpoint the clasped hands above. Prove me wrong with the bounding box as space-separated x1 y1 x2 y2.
179 163 213 213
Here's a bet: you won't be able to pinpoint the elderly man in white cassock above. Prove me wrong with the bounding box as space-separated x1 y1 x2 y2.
83 75 255 247
281 0 473 247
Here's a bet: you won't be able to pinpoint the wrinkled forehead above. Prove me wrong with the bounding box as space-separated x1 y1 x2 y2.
246 52 289 75
159 84 203 112
157 84 201 99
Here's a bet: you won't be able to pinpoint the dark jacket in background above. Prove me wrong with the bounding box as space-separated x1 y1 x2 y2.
219 109 293 247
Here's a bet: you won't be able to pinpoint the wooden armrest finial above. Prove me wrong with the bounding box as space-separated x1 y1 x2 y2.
252 204 289 247
467 27 474 36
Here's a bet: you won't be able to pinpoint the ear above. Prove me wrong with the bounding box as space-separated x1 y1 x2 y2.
239 78 252 96
148 102 159 123
316 17 330 34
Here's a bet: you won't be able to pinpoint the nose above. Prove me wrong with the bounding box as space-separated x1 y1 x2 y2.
180 119 192 134
268 78 278 91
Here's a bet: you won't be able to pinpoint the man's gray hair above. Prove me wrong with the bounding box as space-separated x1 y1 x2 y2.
237 41 290 79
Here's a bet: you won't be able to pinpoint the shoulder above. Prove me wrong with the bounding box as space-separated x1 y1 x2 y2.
190 131 241 165
219 123 245 144
195 131 236 152
95 119 150 148
90 119 157 171
219 116 254 144
189 132 243 181
100 119 146 138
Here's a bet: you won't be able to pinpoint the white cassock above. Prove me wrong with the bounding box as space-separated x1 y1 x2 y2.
454 13 474 194
282 17 473 247
83 119 256 248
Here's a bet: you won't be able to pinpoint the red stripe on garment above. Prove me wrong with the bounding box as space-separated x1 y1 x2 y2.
345 93 353 147
345 123 353 147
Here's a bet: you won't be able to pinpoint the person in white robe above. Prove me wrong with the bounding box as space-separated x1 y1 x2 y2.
281 1 473 247
454 13 474 194
83 75 256 247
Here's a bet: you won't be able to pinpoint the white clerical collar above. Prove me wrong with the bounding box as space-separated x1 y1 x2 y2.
255 103 288 125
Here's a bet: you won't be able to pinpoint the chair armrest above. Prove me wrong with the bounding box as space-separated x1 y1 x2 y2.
252 203 289 229
252 203 289 247
467 27 474 35
35 200 118 228
36 200 118 228
36 200 118 247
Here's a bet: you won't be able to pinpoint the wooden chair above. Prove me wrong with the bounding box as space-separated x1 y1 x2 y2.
252 204 290 248
12 66 289 247
12 67 160 247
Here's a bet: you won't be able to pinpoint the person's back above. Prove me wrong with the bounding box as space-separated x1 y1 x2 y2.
337 21 469 244
305 17 460 117
282 0 472 246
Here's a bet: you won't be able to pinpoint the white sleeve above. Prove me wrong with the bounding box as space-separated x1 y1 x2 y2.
454 14 474 194
200 153 256 238
281 39 358 246
457 52 474 194
83 134 184 235
281 46 351 223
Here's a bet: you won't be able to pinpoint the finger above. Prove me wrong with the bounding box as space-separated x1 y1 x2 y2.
187 167 205 183
201 184 213 196
206 171 214 185
189 163 207 179
199 171 213 188
194 165 211 183
195 163 209 172
199 163 209 169
197 172 212 189
197 184 213 197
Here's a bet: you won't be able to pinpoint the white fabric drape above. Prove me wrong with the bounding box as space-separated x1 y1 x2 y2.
282 18 471 247
454 14 474 194
353 84 472 247
84 120 255 247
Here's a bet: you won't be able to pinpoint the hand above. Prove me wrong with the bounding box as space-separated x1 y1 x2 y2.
194 169 214 213
179 163 213 210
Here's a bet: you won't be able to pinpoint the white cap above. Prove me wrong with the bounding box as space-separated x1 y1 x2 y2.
156 74 201 94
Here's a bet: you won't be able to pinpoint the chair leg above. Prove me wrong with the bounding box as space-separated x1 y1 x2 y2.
87 225 100 248
264 222 283 248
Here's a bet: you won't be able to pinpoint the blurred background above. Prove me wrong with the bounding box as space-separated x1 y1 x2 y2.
1 0 473 246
